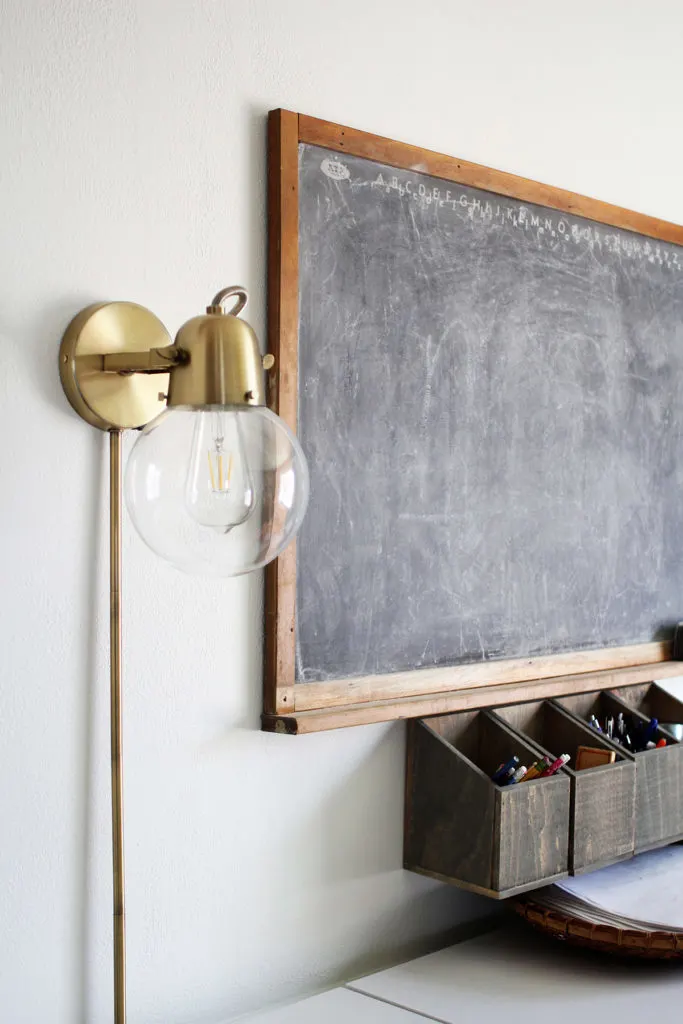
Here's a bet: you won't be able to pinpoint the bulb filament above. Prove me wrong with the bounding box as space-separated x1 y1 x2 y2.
207 446 234 493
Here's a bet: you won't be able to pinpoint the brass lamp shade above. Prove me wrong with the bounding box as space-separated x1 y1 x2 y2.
168 303 266 408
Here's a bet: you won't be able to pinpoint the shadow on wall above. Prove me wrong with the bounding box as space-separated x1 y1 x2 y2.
268 722 501 993
318 725 502 981
200 720 500 1020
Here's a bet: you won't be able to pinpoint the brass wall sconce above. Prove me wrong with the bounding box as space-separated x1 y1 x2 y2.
59 286 309 1024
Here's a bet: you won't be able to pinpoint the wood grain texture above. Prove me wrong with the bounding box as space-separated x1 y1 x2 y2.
262 660 683 734
556 689 632 724
609 684 683 851
483 711 570 892
298 113 683 245
569 761 636 873
557 686 683 851
293 643 671 712
492 701 636 873
496 775 570 892
405 718 495 893
613 681 683 728
264 109 299 714
404 711 569 897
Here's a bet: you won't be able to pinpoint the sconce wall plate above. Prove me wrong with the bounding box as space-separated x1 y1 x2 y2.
59 301 172 430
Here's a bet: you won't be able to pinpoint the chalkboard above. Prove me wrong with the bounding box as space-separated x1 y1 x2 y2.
296 140 683 682
264 111 683 730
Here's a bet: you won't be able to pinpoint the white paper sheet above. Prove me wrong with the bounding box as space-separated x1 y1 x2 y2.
552 845 683 930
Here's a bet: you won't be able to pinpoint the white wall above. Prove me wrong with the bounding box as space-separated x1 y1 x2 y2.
2 1 683 1022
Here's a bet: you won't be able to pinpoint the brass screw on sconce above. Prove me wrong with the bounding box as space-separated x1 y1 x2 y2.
59 287 309 1024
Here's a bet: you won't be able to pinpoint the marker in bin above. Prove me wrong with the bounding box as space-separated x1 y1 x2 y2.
641 718 659 747
588 711 666 752
491 756 519 784
540 754 571 777
491 754 566 784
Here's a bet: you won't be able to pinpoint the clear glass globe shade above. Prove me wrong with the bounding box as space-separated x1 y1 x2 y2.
125 405 309 576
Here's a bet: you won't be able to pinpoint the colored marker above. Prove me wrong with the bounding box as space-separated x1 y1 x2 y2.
642 718 659 745
508 765 528 784
540 753 570 777
491 755 519 783
632 718 658 752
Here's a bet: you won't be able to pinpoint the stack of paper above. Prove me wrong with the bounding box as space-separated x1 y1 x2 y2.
529 845 683 932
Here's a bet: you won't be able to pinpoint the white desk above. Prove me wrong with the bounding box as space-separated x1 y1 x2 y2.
349 924 683 1023
243 986 429 1023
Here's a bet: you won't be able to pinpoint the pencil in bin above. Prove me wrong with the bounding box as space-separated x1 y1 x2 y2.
523 757 552 782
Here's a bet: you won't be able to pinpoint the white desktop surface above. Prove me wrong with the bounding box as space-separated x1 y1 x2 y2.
243 986 429 1023
348 925 683 1023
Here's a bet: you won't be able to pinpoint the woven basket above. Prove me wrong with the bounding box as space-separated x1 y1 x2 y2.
513 897 683 960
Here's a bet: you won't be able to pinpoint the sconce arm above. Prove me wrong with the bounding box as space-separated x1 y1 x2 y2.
77 345 188 376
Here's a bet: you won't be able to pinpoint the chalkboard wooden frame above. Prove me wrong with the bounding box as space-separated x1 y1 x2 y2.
263 108 683 735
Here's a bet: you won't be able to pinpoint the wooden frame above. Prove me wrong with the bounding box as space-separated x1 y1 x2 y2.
263 108 683 734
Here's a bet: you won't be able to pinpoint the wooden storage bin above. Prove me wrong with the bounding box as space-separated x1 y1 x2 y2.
611 682 683 737
609 684 683 852
557 688 683 852
492 700 635 874
404 709 570 899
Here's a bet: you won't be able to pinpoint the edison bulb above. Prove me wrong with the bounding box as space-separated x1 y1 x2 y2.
125 405 309 576
185 410 255 531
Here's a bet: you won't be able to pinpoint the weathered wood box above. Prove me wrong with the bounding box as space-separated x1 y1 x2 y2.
492 700 635 874
614 684 683 851
404 709 571 899
612 682 683 730
405 689 683 899
558 684 683 854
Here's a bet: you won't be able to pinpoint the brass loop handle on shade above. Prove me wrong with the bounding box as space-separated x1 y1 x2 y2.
207 285 248 317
